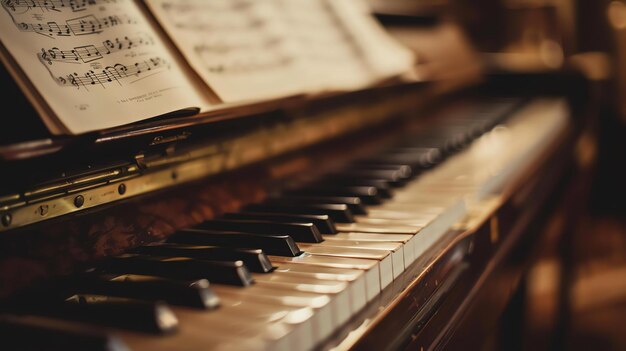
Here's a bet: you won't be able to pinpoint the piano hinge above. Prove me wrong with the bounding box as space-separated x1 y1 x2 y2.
0 164 139 207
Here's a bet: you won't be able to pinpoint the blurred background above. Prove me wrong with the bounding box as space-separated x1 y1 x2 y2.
369 0 626 350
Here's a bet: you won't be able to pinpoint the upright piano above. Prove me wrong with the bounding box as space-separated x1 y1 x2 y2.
0 1 590 350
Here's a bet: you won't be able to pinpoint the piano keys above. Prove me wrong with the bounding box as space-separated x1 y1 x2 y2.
0 98 571 351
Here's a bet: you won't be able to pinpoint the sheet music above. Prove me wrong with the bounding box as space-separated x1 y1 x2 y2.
146 0 308 102
328 0 415 79
146 0 404 102
0 0 211 134
273 0 374 91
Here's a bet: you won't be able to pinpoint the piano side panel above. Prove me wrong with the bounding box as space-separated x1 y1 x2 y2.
400 119 578 351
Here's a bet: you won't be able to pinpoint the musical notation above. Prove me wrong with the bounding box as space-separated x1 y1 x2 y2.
54 57 170 90
205 55 294 74
16 14 134 37
39 34 154 64
146 0 311 101
193 36 282 55
174 18 265 32
0 0 212 134
1 0 115 14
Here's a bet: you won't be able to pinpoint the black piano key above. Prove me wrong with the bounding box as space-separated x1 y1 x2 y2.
133 243 274 273
468 120 492 137
13 295 178 334
366 147 442 168
284 186 382 205
401 135 462 154
69 274 220 309
350 163 420 181
62 295 178 334
0 314 131 351
101 254 254 287
222 212 338 234
314 178 394 197
244 203 355 223
397 136 447 150
437 127 476 147
197 219 323 243
351 164 414 178
265 196 368 215
170 229 302 257
331 168 410 186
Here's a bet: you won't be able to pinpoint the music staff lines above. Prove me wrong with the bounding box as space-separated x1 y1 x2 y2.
160 1 253 14
14 14 135 37
39 34 154 65
205 56 294 74
53 57 170 90
174 21 264 33
1 0 116 14
193 36 282 55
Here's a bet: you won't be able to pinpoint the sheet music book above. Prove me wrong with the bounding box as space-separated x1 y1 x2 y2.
0 0 415 135
0 0 214 134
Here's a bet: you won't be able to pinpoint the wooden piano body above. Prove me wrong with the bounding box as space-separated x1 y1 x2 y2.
0 67 591 350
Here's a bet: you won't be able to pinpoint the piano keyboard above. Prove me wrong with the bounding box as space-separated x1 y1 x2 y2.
0 98 569 351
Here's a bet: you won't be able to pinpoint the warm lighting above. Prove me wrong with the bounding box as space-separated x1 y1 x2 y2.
608 1 626 29
539 40 565 68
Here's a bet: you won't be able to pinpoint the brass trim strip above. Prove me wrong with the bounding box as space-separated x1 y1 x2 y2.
0 92 420 232
23 169 123 199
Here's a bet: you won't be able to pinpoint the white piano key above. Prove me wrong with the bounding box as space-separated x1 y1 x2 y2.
354 210 437 223
252 274 352 327
268 254 381 302
120 324 269 351
382 196 458 207
157 307 298 351
354 215 430 227
296 245 394 290
325 232 416 268
412 200 467 259
309 239 405 279
404 235 417 265
347 273 367 314
216 295 315 350
211 285 335 343
324 233 413 243
367 203 446 214
272 263 363 282
254 273 348 294
271 263 368 314
334 222 419 234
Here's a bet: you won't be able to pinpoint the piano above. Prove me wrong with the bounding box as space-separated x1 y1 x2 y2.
0 1 592 350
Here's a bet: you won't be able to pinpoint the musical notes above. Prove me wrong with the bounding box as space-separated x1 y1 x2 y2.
204 55 294 74
38 31 161 90
54 57 170 90
143 0 414 104
2 0 116 14
0 0 213 134
193 35 283 56
2 0 131 37
0 0 411 135
16 14 134 37
145 0 312 101
39 34 154 64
